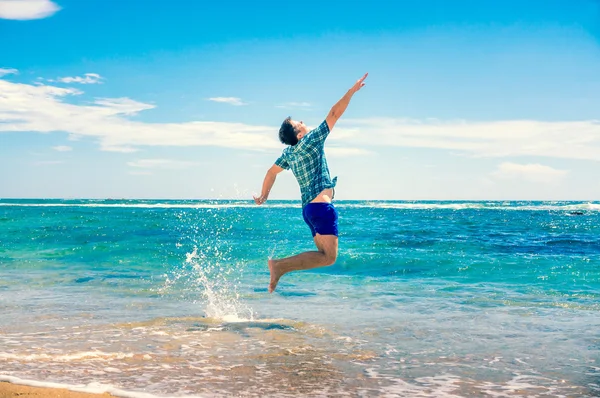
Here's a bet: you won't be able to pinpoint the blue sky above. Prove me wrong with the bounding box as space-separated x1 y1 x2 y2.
1 0 599 200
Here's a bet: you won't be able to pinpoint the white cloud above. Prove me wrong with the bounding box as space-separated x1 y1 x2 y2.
127 159 199 170
0 68 18 77
338 118 600 161
0 79 278 152
2 78 600 163
57 73 103 85
207 97 246 106
52 145 72 152
104 146 138 153
275 102 312 109
93 97 154 115
491 162 568 183
0 0 60 20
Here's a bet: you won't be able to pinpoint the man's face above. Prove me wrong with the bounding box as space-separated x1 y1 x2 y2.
291 119 309 139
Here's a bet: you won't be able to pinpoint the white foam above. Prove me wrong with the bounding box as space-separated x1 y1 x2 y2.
365 373 465 397
479 374 570 397
0 201 598 211
0 375 203 398
364 372 574 398
341 202 600 211
0 351 134 361
220 314 257 323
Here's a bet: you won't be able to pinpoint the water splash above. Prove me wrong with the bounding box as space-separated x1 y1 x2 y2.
159 208 255 322
185 246 254 321
268 244 278 260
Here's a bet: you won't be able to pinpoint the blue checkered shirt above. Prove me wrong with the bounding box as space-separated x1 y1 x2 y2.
275 120 337 206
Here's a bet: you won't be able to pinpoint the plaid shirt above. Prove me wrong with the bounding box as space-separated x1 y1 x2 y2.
275 120 337 206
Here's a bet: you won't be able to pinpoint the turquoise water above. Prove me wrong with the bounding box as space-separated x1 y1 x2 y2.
0 199 599 397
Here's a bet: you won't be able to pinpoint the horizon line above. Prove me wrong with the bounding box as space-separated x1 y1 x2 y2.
0 198 598 202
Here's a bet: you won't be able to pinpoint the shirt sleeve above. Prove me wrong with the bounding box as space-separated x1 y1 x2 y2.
304 120 330 148
275 154 290 169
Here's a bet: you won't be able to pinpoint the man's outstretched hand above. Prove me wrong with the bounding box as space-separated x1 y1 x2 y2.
351 73 368 94
253 195 266 205
326 72 369 130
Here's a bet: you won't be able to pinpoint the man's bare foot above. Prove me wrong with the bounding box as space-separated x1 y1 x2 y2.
268 259 282 293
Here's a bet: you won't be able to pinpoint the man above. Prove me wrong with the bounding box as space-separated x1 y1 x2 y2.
254 73 368 293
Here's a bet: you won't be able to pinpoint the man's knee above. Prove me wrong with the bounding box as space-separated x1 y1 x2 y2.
324 250 337 266
314 234 338 265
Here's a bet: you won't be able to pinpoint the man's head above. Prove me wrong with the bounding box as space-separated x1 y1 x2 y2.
279 117 309 146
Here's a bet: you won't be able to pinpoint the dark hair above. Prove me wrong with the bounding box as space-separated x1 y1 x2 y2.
279 117 299 146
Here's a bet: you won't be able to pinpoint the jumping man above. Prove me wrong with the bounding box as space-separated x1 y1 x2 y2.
253 73 368 293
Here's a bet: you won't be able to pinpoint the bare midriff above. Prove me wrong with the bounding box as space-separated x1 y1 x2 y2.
310 188 334 204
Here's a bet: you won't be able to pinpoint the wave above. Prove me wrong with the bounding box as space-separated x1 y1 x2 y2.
344 202 600 211
0 201 599 211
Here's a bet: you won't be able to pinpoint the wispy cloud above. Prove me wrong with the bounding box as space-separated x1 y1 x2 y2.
491 162 568 183
93 97 154 115
207 97 247 106
275 102 312 110
0 68 18 77
127 159 200 170
52 145 72 152
0 0 60 20
339 118 600 161
55 73 103 85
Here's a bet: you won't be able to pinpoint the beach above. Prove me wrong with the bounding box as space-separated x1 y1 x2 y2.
0 382 112 398
0 199 598 397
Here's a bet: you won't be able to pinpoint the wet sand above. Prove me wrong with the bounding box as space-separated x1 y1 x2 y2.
0 382 113 398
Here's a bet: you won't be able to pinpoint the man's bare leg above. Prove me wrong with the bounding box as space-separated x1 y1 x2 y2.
268 234 338 293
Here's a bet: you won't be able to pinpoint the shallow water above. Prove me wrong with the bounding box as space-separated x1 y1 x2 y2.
0 200 598 397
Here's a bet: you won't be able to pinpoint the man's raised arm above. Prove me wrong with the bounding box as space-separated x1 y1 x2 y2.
253 164 285 205
325 73 368 131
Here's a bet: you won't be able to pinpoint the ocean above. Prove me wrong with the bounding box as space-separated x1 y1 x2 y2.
0 199 598 397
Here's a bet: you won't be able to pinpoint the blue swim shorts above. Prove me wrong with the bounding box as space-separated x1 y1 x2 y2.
302 203 339 237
